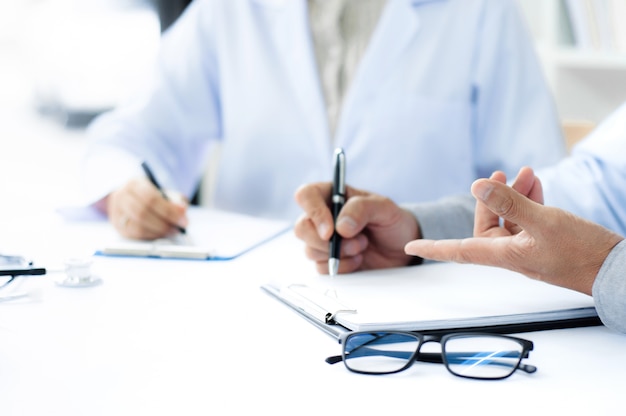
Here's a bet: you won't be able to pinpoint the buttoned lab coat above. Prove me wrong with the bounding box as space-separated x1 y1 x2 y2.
83 0 565 221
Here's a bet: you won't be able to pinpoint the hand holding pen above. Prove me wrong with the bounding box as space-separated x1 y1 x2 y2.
141 162 187 235
293 154 422 274
105 162 188 240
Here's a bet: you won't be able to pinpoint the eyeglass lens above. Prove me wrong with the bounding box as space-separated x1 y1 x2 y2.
343 332 526 379
344 332 421 373
443 334 524 379
0 255 29 267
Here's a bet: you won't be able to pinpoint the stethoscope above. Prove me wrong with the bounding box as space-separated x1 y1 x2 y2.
0 255 102 303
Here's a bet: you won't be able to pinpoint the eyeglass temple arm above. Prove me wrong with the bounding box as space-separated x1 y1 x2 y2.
325 350 442 365
517 363 537 374
325 355 344 365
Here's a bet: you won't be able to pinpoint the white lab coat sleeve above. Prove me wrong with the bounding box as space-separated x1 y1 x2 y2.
592 239 626 334
539 101 626 236
80 0 221 205
471 0 566 179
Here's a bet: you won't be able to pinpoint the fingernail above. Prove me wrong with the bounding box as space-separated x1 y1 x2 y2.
343 235 365 255
317 222 330 238
473 181 494 201
337 216 357 232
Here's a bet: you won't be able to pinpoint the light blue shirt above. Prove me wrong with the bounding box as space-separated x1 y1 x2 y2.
82 0 565 221
537 101 626 334
539 101 626 236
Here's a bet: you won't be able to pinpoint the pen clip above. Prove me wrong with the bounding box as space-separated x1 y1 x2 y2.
332 148 346 197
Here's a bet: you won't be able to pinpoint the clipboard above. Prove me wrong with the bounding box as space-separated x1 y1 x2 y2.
261 283 353 339
97 208 292 260
261 262 602 338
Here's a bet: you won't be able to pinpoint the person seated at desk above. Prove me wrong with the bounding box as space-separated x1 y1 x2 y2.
80 0 564 240
293 101 626 334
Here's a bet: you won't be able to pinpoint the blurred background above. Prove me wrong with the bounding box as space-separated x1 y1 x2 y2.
0 0 624 210
0 0 189 211
0 0 192 127
520 0 626 147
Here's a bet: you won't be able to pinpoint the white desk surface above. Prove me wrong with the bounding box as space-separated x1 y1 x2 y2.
2 204 626 416
1 42 626 416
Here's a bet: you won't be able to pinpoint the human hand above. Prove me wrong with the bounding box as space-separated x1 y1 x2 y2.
294 182 420 274
473 167 543 238
405 168 623 295
103 177 189 240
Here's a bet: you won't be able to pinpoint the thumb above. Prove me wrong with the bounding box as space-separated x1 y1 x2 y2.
471 178 543 232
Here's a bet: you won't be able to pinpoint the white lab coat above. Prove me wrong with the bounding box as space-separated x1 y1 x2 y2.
83 0 565 221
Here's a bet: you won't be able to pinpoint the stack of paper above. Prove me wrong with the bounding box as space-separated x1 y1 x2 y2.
263 262 599 337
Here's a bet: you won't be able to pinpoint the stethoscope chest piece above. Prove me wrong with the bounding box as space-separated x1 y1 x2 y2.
55 257 102 288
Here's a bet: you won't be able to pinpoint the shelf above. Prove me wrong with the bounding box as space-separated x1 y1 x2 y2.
519 0 626 122
555 48 626 70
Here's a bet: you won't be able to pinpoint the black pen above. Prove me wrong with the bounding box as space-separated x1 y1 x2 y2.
141 161 187 234
328 148 346 276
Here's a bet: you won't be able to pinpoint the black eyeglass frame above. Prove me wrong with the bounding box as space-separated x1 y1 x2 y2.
326 330 537 380
0 254 46 290
0 255 46 276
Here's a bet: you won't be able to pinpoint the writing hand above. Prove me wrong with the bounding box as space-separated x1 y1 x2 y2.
105 177 189 240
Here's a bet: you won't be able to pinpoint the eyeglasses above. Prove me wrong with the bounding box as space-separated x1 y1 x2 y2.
326 331 537 380
0 254 46 291
0 274 19 290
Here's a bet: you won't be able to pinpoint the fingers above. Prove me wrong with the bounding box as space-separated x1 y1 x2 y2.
312 255 364 275
473 171 507 237
528 176 544 205
326 194 417 273
510 166 544 204
471 177 544 234
294 212 328 254
293 183 336 265
294 182 374 241
294 182 383 274
108 178 188 239
405 237 502 265
473 168 545 237
294 182 334 240
336 193 407 238
405 236 532 275
297 210 369 274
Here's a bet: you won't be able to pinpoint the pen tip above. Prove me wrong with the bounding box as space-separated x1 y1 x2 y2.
328 258 339 277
